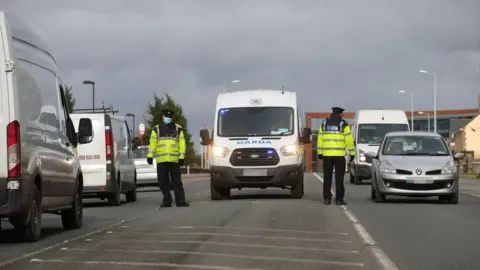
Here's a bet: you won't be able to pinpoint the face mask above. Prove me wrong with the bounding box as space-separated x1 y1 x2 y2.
163 117 172 125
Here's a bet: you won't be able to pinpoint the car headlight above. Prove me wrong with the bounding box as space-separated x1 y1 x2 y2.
280 144 297 156
379 161 396 174
441 160 457 174
359 149 366 162
211 145 229 157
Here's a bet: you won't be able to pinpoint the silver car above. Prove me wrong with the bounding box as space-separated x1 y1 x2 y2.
133 145 158 188
366 131 463 204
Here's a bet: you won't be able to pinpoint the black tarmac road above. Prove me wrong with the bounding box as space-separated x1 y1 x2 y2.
0 175 380 270
2 174 480 270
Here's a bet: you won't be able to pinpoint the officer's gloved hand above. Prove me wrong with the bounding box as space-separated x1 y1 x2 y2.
350 156 354 162
317 154 323 160
147 157 153 165
178 159 185 166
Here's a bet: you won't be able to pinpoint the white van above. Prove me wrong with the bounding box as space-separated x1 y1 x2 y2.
70 113 137 205
0 12 94 241
349 109 410 184
200 89 312 200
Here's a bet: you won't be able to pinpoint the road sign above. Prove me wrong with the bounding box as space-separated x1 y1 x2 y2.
138 123 145 136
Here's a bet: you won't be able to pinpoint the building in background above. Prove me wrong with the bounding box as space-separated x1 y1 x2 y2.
451 115 480 159
305 109 479 172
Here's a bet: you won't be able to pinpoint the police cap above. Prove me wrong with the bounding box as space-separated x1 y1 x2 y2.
162 109 175 117
331 107 345 114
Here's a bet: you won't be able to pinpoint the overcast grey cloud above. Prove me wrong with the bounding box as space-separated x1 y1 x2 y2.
2 0 480 145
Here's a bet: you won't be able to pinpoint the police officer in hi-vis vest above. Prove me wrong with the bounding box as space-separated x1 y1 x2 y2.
147 109 189 207
317 107 355 205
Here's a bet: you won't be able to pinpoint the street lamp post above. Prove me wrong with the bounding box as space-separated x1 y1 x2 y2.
399 90 414 131
419 70 437 133
222 80 240 92
418 111 431 132
83 80 96 112
125 113 136 137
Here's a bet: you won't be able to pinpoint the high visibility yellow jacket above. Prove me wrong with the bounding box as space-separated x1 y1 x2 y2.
147 123 186 163
317 119 355 157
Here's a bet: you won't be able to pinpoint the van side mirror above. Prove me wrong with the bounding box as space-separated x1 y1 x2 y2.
78 118 93 144
300 127 312 144
200 129 211 146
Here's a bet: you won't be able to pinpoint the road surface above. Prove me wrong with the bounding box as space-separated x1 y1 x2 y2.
0 175 381 270
2 174 479 269
330 175 480 270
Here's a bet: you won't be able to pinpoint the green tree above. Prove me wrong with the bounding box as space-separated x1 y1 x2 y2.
64 85 76 113
145 94 197 165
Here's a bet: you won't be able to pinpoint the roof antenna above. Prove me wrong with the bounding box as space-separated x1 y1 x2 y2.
281 86 284 94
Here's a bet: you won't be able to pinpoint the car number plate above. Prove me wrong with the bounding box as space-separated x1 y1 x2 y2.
243 169 268 177
405 177 433 184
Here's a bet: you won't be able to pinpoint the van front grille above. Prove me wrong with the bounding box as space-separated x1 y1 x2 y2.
229 148 280 166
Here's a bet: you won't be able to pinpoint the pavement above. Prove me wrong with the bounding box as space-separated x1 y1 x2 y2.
0 175 381 270
0 174 479 269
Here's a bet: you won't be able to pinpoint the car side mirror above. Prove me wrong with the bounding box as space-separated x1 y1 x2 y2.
78 118 93 144
300 127 312 144
200 129 211 146
453 152 464 160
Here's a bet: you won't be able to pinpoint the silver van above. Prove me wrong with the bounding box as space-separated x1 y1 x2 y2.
0 12 94 241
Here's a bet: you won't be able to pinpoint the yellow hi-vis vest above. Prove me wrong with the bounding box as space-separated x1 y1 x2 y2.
317 119 355 157
147 123 186 163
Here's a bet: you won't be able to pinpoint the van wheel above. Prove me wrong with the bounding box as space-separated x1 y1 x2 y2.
108 176 122 206
354 175 362 185
210 181 229 200
13 186 42 242
61 181 83 230
291 177 304 199
126 173 138 202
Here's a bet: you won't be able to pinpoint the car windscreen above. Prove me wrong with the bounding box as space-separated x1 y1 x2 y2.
133 148 149 158
382 135 450 156
357 124 409 145
217 107 294 137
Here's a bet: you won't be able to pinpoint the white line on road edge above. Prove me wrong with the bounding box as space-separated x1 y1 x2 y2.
0 208 159 268
312 172 400 270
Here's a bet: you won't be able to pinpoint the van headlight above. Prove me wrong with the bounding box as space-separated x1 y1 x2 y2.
211 146 229 157
280 145 297 156
358 149 366 162
379 161 396 174
441 160 457 174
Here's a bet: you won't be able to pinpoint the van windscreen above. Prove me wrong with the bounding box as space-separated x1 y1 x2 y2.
217 107 294 137
357 124 409 145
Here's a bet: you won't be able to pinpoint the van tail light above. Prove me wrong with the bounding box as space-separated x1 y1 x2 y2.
7 120 21 178
105 130 112 160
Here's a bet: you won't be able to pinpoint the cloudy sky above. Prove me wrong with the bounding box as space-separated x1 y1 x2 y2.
2 0 480 145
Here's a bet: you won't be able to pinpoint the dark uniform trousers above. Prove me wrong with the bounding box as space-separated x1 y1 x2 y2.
156 162 186 204
322 156 346 200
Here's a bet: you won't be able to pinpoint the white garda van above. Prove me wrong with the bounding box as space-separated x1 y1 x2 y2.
349 109 410 184
200 89 312 200
70 112 137 205
0 11 94 241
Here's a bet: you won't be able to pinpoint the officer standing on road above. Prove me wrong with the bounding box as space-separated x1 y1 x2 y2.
317 107 355 205
147 109 190 207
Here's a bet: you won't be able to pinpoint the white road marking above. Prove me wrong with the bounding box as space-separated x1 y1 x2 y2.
0 208 159 268
171 225 349 235
63 248 365 267
96 239 360 254
131 232 354 244
312 172 400 270
30 258 262 270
